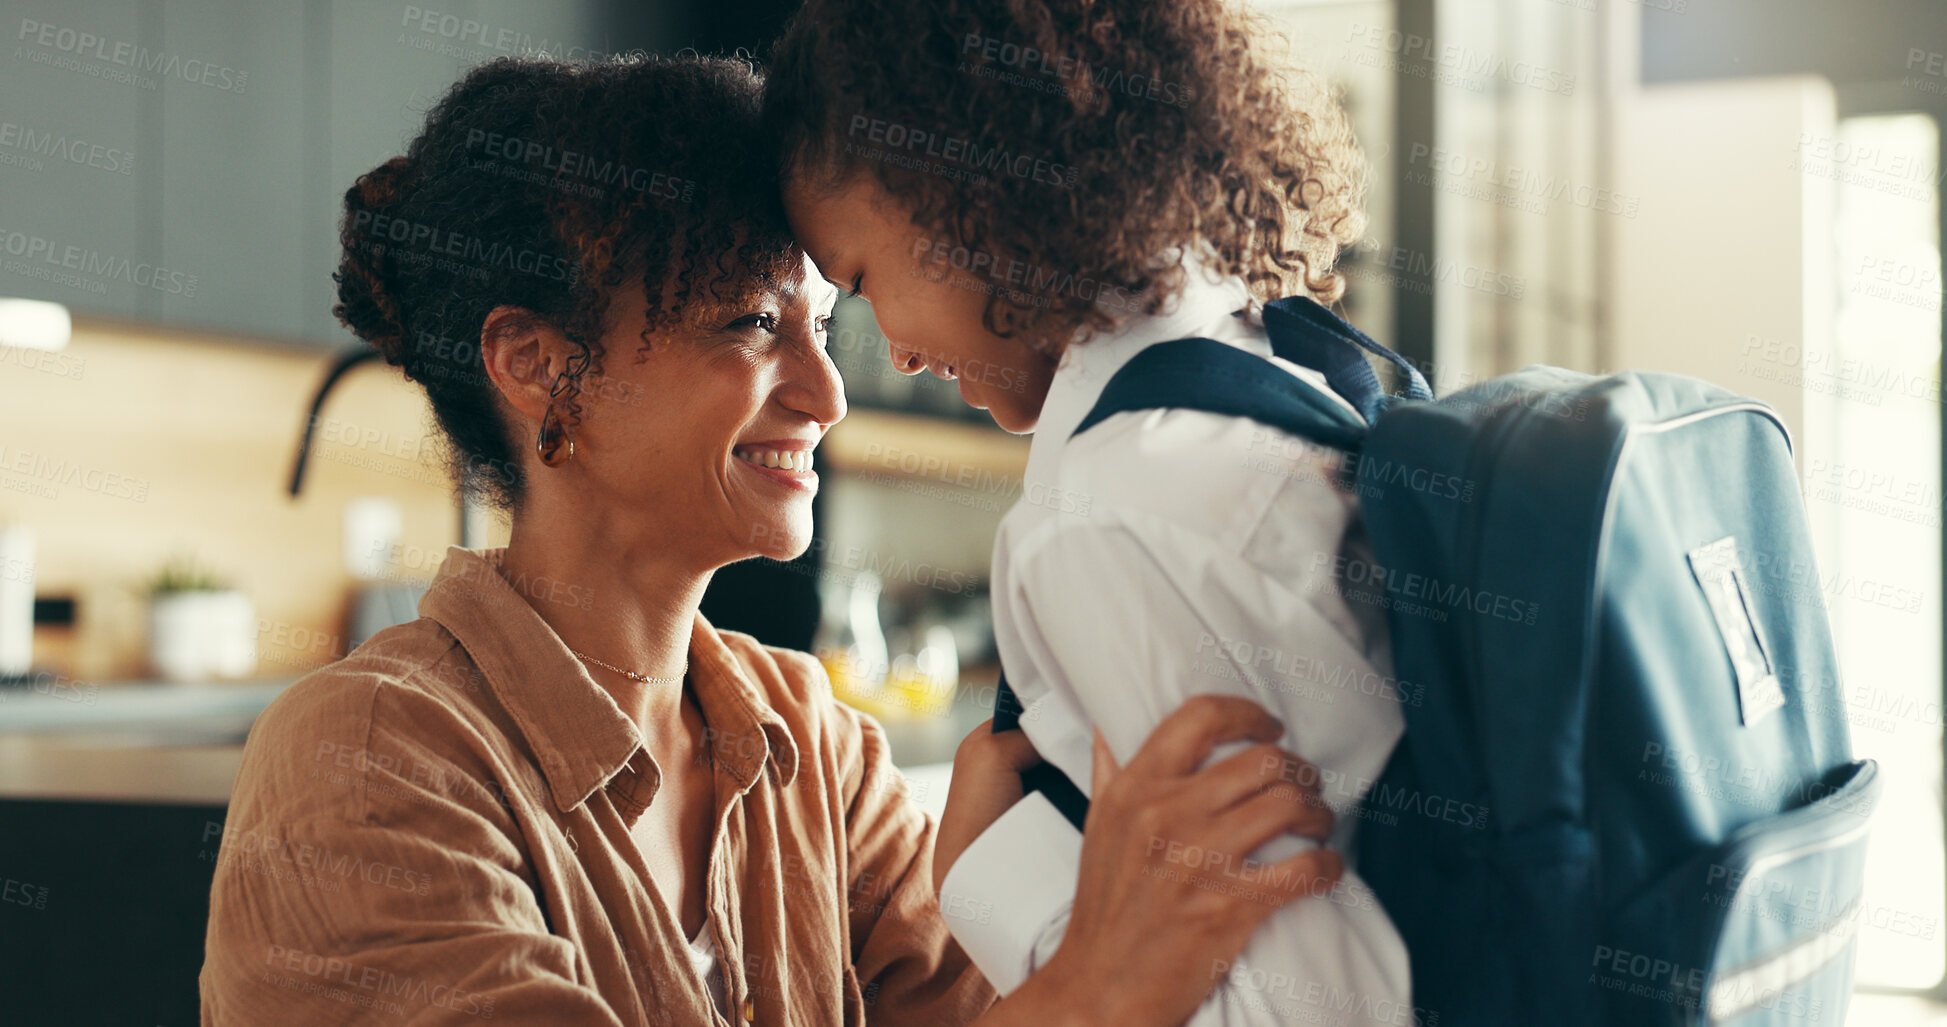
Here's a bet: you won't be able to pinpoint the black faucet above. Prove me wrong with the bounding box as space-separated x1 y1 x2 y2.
287 345 482 547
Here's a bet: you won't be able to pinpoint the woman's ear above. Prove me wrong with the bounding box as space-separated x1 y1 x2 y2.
479 305 572 424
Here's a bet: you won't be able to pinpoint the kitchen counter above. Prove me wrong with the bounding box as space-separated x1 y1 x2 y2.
0 673 993 806
0 678 292 737
0 736 247 804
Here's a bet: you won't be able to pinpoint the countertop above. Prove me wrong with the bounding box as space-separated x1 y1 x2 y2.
0 673 992 807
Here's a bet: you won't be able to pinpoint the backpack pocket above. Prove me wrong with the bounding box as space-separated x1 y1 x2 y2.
1598 759 1879 1025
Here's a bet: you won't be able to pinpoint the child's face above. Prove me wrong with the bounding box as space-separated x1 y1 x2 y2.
784 174 1059 434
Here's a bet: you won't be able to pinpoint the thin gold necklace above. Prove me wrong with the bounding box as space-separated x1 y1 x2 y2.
569 648 686 685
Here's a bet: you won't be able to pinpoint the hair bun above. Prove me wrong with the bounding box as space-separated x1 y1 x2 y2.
331 156 414 367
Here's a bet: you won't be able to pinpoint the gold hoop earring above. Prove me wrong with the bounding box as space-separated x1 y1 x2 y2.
538 400 575 466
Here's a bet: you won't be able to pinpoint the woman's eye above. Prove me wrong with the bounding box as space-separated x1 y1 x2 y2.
728 312 779 333
814 313 835 336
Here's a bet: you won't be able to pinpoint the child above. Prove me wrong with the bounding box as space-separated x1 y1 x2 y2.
765 2 1415 1024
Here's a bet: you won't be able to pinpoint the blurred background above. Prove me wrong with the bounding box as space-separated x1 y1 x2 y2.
0 0 1942 1022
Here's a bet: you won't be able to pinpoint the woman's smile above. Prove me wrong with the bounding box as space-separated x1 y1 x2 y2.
731 439 820 490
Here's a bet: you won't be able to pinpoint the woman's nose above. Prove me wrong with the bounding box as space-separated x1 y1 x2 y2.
779 337 848 428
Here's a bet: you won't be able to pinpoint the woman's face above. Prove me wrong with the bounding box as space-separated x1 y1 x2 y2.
783 174 1059 433
497 254 845 568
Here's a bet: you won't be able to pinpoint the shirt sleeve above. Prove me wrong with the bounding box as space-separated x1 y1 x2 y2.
833 699 999 1026
937 789 1080 994
942 511 1415 1027
199 675 626 1026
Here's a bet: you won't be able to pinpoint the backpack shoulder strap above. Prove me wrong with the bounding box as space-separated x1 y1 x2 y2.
990 672 1092 831
1072 337 1368 450
1263 296 1432 423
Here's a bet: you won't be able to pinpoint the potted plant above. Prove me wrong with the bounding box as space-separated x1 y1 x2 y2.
144 557 256 683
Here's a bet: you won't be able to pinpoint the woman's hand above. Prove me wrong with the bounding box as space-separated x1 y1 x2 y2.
934 717 1043 898
1001 695 1342 1027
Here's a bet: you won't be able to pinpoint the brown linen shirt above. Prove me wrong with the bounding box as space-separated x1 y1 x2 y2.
200 545 996 1026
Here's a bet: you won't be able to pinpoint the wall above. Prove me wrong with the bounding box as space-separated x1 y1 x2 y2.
0 318 507 683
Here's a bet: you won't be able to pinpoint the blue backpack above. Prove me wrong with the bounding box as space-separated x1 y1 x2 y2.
991 294 1881 1025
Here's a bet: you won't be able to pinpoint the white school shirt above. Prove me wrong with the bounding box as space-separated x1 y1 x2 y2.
939 268 1414 1025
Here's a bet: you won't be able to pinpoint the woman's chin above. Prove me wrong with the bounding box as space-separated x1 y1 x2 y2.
739 511 815 562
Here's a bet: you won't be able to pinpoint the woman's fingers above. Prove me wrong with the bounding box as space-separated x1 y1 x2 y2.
1207 780 1338 861
1123 694 1286 781
1188 743 1329 819
1091 727 1120 795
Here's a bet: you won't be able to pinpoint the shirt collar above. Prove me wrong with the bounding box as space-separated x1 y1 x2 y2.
417 546 799 814
1027 259 1258 489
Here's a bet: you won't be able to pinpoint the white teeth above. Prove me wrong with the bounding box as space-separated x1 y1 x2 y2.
736 448 810 472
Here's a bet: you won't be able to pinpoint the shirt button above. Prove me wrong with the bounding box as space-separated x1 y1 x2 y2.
740 997 754 1021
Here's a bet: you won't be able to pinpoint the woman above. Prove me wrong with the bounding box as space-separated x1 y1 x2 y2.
200 54 1343 1026
765 2 1418 1024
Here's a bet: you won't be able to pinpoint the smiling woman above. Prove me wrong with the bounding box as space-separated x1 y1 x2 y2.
197 49 1347 1027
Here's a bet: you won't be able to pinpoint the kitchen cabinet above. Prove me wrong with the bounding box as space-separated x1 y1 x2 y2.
155 0 310 340
1 0 611 348
0 0 148 322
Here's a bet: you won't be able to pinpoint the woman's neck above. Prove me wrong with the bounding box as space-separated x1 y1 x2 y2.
498 507 712 735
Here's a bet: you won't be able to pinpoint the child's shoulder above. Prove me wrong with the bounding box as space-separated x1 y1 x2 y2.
1033 406 1345 551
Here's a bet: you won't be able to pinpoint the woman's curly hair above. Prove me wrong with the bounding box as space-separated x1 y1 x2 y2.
333 54 799 510
764 0 1368 349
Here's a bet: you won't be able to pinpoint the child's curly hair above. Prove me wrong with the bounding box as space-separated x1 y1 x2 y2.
764 0 1368 349
333 54 798 510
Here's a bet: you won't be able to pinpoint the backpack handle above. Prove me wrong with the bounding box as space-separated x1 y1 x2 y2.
1264 296 1432 422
